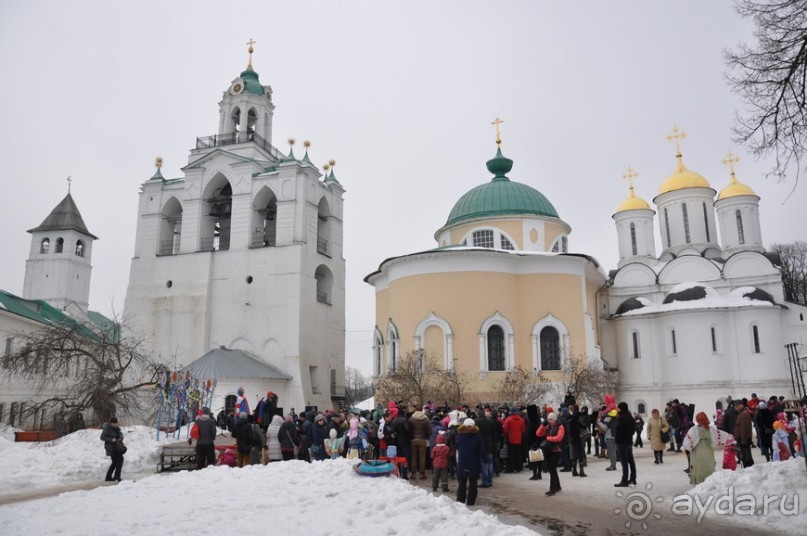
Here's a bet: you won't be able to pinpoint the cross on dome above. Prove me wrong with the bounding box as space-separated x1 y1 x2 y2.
66 175 72 194
622 165 639 192
722 150 741 181
491 117 503 146
666 125 687 157
246 38 256 70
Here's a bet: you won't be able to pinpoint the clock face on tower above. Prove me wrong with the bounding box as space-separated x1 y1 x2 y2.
230 79 244 95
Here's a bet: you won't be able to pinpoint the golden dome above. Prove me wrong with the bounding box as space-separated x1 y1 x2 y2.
617 194 651 212
657 159 711 195
717 150 757 200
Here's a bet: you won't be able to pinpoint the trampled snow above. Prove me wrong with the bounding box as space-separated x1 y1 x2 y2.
0 426 538 536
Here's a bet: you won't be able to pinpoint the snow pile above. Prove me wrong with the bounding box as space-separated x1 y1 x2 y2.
682 458 807 534
0 457 539 536
0 426 170 494
0 422 17 442
621 281 778 316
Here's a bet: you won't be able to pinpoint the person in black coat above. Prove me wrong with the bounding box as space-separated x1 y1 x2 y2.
526 404 543 481
614 402 636 487
100 417 125 482
455 418 486 506
475 411 495 487
755 402 775 462
389 412 412 479
278 415 299 461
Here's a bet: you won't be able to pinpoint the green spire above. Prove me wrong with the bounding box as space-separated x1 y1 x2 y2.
150 157 165 181
283 138 297 162
302 140 312 164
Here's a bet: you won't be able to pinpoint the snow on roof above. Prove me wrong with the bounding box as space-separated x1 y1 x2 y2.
619 285 779 317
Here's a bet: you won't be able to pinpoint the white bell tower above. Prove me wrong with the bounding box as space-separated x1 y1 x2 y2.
714 151 764 255
613 166 656 268
23 183 97 311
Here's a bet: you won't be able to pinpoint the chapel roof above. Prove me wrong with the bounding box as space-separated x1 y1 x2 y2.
180 347 293 380
27 193 97 239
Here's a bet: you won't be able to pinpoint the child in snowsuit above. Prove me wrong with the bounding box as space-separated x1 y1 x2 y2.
431 432 450 492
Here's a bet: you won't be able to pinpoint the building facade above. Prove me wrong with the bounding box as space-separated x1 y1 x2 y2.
123 52 346 414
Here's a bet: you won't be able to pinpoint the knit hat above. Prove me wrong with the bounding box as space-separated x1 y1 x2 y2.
463 418 475 427
436 433 446 444
315 413 325 422
237 387 245 396
547 412 558 421
758 402 767 410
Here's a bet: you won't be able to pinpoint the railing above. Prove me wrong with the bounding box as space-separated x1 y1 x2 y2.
330 384 346 398
199 235 230 252
158 240 178 256
317 236 329 256
250 231 276 248
195 131 286 161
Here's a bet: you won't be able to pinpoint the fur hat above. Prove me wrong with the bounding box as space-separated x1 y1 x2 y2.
463 418 475 427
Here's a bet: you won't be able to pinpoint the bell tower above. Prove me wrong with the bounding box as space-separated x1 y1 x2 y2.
217 39 275 144
23 181 97 311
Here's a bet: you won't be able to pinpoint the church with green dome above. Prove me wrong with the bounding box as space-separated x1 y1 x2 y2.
365 132 606 402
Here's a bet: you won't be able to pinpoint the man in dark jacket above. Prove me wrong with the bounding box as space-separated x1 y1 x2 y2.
721 401 739 436
232 413 259 467
614 402 636 487
192 407 218 469
310 413 330 461
298 412 313 462
390 410 412 479
455 418 486 506
734 402 755 467
409 410 432 479
475 410 496 487
100 417 124 482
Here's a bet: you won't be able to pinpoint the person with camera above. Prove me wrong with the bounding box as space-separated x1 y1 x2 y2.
100 417 125 482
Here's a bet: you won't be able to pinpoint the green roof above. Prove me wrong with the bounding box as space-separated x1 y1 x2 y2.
240 68 265 96
0 290 117 341
445 148 559 225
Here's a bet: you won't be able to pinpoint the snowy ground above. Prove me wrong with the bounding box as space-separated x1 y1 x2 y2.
0 423 805 535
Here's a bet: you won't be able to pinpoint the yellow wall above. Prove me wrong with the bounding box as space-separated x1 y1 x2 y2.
374 269 592 398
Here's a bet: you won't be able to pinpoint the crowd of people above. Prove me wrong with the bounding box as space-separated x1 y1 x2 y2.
109 388 804 505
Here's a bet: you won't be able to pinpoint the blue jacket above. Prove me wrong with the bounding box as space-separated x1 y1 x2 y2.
455 425 485 477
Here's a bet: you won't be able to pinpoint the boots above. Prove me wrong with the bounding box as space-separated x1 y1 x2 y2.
578 467 587 477
572 464 579 477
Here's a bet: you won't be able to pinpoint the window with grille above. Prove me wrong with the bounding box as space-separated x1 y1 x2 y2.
736 210 745 245
682 203 690 243
703 203 710 242
540 327 561 370
487 326 505 370
664 209 671 247
501 236 514 250
561 236 568 252
473 230 495 249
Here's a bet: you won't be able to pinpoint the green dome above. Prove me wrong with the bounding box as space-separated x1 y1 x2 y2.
445 148 559 225
240 68 265 96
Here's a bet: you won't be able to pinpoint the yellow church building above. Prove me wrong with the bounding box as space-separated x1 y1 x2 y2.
364 134 607 402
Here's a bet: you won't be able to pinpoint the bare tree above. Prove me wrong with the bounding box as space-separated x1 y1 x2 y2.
2 318 164 427
345 366 374 404
431 366 473 408
549 353 618 409
374 350 468 408
725 0 807 189
492 365 549 406
771 241 807 304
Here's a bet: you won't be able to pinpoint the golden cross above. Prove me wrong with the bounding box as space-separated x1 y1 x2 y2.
67 175 72 194
288 137 296 146
622 166 639 191
491 117 503 145
329 159 336 168
155 157 163 168
666 125 687 155
722 150 740 178
246 38 256 69
303 140 311 149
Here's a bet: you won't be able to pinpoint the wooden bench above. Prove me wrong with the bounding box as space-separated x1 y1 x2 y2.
157 446 196 472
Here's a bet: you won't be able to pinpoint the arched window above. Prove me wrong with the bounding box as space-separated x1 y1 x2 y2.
317 198 331 256
487 325 505 371
75 240 84 257
414 313 453 370
637 402 647 414
55 237 64 254
630 223 637 255
230 107 241 135
551 241 560 252
561 236 568 252
246 108 257 136
752 325 761 354
387 322 399 372
473 229 494 249
711 327 718 352
40 238 50 254
703 203 710 242
373 328 384 376
540 327 561 370
315 265 333 304
251 187 277 248
159 197 183 255
664 208 671 247
501 235 515 250
736 210 745 245
201 176 232 252
631 330 641 359
682 203 691 243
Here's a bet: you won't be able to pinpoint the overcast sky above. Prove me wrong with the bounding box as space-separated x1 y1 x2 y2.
1 1 804 376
